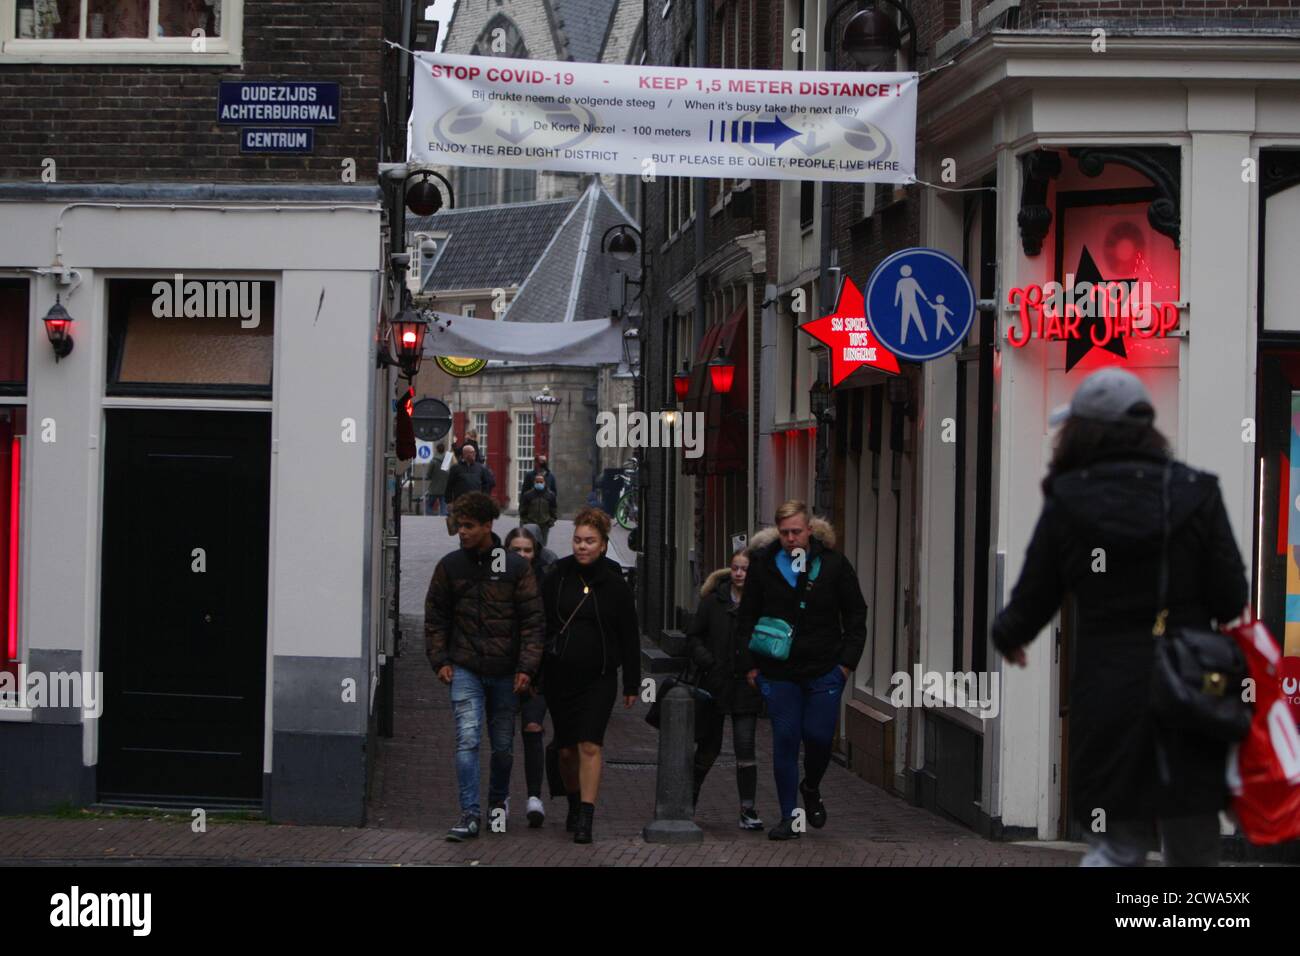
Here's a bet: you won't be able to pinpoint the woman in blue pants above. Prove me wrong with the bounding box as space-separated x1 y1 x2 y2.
738 500 869 840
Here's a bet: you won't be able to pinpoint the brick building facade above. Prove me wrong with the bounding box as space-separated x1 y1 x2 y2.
0 0 416 826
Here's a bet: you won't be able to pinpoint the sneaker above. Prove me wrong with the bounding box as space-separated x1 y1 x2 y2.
739 807 764 831
768 817 800 841
526 796 545 829
488 798 509 833
800 779 827 829
446 812 481 842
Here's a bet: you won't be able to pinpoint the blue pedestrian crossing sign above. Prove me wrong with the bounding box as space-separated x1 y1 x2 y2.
864 247 975 362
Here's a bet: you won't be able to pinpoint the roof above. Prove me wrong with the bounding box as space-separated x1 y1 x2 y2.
554 0 622 62
405 181 640 323
407 197 578 291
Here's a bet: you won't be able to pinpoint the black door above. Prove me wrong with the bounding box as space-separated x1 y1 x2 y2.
99 410 270 806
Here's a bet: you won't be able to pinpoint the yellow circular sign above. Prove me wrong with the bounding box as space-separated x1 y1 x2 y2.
435 355 487 378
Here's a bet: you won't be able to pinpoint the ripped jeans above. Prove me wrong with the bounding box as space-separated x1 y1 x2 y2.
449 666 518 817
693 712 759 806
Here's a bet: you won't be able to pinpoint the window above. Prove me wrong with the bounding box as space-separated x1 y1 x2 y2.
106 277 274 397
800 180 815 229
461 303 476 318
0 406 23 680
2 0 243 63
503 168 536 204
0 279 28 393
472 411 489 460
459 167 494 208
515 410 534 487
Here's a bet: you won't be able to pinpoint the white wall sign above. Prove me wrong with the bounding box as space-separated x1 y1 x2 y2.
411 52 916 183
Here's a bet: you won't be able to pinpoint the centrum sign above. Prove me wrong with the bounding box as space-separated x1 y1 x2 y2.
411 52 916 183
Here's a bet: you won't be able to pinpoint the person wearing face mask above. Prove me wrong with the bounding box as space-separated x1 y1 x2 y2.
737 500 868 841
520 453 558 501
540 507 641 844
518 469 558 546
686 548 764 830
506 526 553 828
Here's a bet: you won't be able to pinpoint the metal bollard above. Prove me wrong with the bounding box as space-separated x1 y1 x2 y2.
643 680 704 843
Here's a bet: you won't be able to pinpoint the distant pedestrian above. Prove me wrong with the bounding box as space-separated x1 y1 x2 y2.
992 367 1248 867
738 500 868 840
446 443 495 502
540 507 641 844
425 492 544 841
425 441 449 515
519 469 558 545
507 526 552 829
521 453 559 502
687 548 763 830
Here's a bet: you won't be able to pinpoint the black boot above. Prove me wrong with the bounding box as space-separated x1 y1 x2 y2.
574 802 595 844
565 793 581 833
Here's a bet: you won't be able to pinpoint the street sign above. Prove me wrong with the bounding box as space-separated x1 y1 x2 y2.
864 248 975 362
411 397 452 442
240 128 314 153
799 276 901 385
414 439 436 465
435 356 487 378
217 81 341 125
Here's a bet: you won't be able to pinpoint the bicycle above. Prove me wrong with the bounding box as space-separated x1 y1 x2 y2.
614 458 639 530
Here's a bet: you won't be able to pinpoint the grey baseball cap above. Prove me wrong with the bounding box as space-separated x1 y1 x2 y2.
1048 367 1155 427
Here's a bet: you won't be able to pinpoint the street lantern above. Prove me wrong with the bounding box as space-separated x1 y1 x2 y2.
531 384 561 462
842 7 901 69
405 170 454 217
388 307 429 379
672 362 691 402
660 402 679 427
707 344 735 395
530 384 560 427
42 295 74 361
809 374 832 421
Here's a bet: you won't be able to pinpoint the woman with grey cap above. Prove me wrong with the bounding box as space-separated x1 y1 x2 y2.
991 367 1248 867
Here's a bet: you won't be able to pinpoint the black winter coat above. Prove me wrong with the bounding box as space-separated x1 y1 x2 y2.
736 534 869 682
541 555 642 696
685 571 761 714
991 453 1248 824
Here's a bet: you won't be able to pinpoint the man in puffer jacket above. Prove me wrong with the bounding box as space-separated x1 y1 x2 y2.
426 492 545 841
737 500 868 840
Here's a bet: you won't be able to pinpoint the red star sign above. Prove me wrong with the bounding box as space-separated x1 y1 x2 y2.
799 277 901 385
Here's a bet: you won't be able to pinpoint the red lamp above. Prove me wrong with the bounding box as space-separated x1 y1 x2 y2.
672 363 691 402
389 308 429 378
42 295 74 361
707 345 735 394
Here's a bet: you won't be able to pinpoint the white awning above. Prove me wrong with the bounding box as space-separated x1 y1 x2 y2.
421 313 624 365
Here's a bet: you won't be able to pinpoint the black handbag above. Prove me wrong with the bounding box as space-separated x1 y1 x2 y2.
644 661 715 742
1149 463 1251 743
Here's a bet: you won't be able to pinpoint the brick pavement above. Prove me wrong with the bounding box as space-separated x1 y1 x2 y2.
0 516 1082 866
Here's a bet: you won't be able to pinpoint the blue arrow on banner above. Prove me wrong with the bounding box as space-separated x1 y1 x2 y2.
752 115 800 149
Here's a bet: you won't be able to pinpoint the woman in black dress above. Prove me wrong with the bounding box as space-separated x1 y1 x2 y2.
541 508 641 844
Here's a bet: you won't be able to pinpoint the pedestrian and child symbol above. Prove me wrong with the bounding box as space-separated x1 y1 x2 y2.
867 248 976 362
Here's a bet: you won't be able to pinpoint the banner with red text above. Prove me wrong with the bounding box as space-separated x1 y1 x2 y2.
410 51 916 183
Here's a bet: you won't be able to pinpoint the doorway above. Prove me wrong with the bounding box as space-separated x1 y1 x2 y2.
98 409 271 806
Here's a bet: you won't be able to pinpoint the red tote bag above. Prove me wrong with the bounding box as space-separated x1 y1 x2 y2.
1224 614 1300 846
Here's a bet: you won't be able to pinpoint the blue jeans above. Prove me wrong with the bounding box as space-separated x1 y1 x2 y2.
757 666 847 821
450 667 518 817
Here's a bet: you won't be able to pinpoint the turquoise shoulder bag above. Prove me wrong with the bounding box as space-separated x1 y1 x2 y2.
748 556 821 661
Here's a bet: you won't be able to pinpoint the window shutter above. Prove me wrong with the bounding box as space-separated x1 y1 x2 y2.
487 409 510 508
452 412 467 451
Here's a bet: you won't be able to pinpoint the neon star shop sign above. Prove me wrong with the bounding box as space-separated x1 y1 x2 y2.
1006 280 1179 349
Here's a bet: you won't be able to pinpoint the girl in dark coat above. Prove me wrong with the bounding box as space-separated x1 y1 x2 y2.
686 549 764 830
737 501 869 841
541 508 641 844
992 367 1248 867
506 526 551 828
